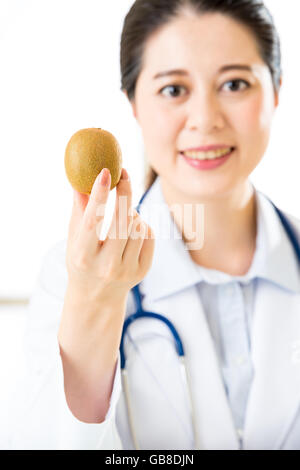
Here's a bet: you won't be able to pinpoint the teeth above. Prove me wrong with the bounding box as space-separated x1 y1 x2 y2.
182 147 233 160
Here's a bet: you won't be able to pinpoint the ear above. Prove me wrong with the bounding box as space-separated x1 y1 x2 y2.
274 76 282 108
122 89 137 119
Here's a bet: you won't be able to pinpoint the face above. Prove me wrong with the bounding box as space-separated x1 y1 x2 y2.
126 11 281 202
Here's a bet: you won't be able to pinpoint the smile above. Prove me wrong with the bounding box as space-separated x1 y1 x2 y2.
180 147 235 161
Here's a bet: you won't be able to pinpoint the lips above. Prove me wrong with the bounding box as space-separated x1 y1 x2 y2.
179 147 236 159
181 144 235 152
180 147 235 170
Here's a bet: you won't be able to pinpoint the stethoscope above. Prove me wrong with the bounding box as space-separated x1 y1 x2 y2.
119 184 300 450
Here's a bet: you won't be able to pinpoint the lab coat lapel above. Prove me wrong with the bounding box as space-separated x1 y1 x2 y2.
243 281 300 450
141 284 241 450
170 285 241 449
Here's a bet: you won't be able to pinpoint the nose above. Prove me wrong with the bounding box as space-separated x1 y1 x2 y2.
185 89 225 132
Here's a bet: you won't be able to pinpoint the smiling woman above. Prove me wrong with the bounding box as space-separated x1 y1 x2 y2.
120 0 282 273
10 0 300 452
120 0 282 193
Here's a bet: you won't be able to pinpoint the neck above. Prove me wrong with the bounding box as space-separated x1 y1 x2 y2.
159 178 257 276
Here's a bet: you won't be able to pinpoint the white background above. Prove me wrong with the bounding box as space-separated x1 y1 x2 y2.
0 1 299 445
0 0 299 298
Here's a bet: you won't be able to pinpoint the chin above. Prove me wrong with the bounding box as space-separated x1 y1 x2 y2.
182 178 234 200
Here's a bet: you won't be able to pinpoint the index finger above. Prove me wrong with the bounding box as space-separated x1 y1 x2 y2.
77 168 112 251
100 167 133 261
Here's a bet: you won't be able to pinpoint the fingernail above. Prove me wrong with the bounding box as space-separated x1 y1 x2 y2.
99 168 110 186
121 168 129 180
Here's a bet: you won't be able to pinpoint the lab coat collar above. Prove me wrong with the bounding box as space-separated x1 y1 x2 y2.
139 176 300 301
254 189 300 293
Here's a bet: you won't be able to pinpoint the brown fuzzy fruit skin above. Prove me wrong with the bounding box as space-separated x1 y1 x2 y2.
64 128 122 194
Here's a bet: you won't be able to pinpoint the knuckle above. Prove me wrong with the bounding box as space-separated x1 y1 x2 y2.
129 221 143 239
72 253 89 272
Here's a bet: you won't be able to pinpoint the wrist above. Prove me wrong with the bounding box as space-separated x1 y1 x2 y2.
64 280 129 309
59 283 128 346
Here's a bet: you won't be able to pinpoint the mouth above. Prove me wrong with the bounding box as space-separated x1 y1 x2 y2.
179 146 236 161
179 147 236 171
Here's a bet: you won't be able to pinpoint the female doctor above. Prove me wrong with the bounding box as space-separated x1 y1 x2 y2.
9 0 300 450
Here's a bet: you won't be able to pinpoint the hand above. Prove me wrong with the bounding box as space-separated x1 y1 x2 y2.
58 168 155 423
65 167 155 304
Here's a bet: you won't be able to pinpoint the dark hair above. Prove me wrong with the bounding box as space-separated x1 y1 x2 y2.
120 0 282 191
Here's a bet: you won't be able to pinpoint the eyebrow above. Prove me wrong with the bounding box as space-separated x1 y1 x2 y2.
153 64 253 79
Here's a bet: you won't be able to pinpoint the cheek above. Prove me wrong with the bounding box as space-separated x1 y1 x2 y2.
234 96 265 136
137 98 180 173
232 93 273 172
141 100 180 145
233 91 274 141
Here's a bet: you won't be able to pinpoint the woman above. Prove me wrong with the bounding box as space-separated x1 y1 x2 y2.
9 0 300 450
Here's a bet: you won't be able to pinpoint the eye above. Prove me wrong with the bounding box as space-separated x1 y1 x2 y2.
159 79 250 99
221 79 250 92
159 84 186 98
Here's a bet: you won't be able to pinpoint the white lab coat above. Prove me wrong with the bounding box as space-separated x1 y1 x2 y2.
6 177 300 450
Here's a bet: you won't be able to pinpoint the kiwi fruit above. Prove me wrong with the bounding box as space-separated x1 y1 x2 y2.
64 128 122 194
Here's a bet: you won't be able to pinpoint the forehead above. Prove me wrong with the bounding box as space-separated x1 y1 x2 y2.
140 12 264 75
